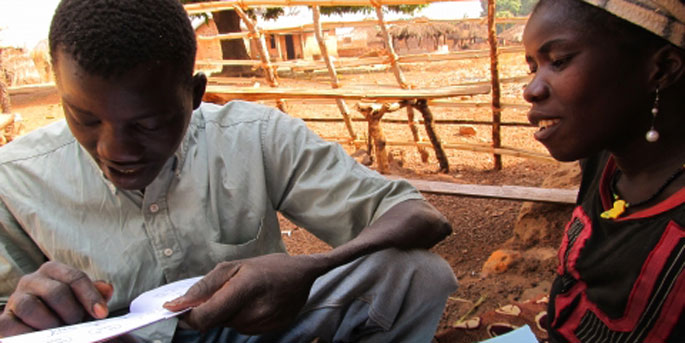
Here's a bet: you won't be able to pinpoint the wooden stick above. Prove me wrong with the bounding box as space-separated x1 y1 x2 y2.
405 101 429 162
326 138 554 162
232 6 287 112
487 0 503 170
185 0 476 14
387 177 578 204
195 17 529 36
203 84 491 101
414 99 449 173
373 4 408 89
312 6 356 141
356 102 404 174
196 46 525 70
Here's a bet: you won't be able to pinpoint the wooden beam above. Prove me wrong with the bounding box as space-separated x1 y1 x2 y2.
203 84 491 102
196 46 525 69
389 177 578 204
185 0 475 15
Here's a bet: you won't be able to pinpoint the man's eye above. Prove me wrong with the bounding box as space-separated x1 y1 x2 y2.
71 113 100 126
136 120 160 131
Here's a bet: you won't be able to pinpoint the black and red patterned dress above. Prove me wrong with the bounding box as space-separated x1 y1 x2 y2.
548 152 685 343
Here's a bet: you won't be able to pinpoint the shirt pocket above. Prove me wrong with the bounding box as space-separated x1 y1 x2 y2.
207 213 284 264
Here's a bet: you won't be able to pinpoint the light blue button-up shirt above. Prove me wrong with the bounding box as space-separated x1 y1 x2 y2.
0 101 422 340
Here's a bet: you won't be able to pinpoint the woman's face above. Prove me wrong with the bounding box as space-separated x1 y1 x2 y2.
522 4 653 161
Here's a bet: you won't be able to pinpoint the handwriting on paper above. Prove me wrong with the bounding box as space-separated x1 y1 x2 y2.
0 276 202 343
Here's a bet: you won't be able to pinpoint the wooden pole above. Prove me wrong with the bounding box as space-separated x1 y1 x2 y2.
405 101 429 162
414 99 449 173
356 102 403 174
487 0 503 170
312 6 357 141
233 6 287 112
373 2 446 170
0 50 12 114
373 4 408 89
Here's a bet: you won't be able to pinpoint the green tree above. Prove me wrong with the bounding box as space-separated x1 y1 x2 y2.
182 1 423 76
479 0 536 17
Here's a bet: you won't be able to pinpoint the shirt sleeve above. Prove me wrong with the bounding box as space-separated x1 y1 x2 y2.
0 198 46 308
261 109 424 248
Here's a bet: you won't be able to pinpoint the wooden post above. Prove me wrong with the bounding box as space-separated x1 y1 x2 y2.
487 0 503 170
357 102 402 174
312 6 357 141
274 34 284 61
373 4 408 89
0 50 11 114
414 99 449 173
233 6 287 112
405 101 429 162
373 3 445 169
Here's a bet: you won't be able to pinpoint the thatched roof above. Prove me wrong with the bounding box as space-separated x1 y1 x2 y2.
446 22 487 40
499 24 525 43
387 18 455 40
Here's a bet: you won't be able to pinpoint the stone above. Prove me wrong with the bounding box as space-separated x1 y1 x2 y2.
481 249 521 277
458 125 477 137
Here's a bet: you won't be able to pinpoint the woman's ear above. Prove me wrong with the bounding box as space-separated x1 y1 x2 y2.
648 45 685 90
191 72 207 109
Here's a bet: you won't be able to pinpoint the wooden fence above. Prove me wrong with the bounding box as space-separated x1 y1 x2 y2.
184 0 545 173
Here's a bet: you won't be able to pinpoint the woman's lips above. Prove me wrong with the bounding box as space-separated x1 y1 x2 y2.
533 118 561 141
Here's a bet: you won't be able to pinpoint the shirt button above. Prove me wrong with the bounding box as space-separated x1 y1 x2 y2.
163 248 174 257
149 203 160 213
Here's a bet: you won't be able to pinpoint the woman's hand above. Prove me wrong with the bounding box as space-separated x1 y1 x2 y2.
163 253 322 335
0 261 112 337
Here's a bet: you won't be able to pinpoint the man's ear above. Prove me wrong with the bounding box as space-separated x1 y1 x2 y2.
648 45 685 90
191 72 207 110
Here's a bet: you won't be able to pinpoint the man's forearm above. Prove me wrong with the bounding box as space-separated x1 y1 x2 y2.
305 199 452 276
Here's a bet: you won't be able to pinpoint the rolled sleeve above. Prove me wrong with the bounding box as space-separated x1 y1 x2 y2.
262 110 423 247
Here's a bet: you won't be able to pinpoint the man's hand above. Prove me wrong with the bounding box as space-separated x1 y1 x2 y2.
0 261 113 338
163 253 322 335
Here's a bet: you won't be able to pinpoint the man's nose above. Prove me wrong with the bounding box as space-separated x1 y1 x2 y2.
97 124 144 163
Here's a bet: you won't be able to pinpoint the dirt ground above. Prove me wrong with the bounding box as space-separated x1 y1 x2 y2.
6 52 575 339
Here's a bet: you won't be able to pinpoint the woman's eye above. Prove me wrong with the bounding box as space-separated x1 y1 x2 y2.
551 55 573 70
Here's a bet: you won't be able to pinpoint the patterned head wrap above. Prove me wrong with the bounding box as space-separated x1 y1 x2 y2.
580 0 685 48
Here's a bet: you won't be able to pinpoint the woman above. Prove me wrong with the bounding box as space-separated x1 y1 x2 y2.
523 0 685 342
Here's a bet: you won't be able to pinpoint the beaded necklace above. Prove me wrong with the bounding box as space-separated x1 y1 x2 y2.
601 163 685 219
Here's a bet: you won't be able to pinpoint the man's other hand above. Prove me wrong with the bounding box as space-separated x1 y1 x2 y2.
163 253 322 335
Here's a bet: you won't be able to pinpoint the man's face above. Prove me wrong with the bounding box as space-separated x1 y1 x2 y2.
54 49 204 190
522 3 652 161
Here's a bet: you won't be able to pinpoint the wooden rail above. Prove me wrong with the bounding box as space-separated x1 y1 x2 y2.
185 0 474 15
203 84 491 102
389 177 578 204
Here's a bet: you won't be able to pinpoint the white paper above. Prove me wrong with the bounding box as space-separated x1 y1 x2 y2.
480 325 538 343
0 276 202 343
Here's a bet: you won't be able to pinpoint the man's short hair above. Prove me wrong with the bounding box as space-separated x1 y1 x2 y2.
49 0 197 80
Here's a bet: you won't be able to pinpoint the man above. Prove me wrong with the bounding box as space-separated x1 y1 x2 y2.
0 0 457 342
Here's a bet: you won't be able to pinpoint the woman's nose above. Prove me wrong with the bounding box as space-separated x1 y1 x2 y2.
522 75 549 103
